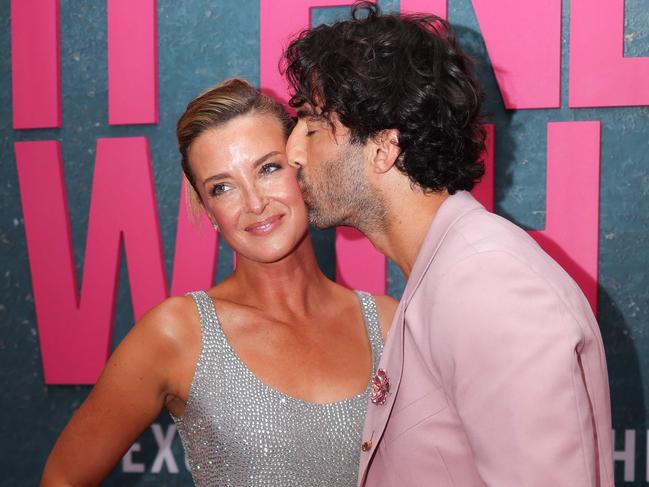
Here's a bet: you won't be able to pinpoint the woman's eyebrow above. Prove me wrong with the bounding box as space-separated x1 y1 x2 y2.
202 151 282 187
203 171 230 186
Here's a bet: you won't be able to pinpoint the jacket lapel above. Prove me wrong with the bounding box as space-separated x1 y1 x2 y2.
358 191 484 484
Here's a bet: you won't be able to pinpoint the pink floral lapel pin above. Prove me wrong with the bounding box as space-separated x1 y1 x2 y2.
370 368 390 405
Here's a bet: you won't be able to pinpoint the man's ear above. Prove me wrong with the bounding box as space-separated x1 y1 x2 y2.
368 129 401 174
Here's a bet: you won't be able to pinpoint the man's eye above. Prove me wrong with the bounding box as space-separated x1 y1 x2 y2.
261 162 282 174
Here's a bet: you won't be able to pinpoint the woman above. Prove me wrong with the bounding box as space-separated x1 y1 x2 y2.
40 79 397 486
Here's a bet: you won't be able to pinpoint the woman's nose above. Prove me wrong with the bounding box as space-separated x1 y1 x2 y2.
244 187 268 215
286 121 307 170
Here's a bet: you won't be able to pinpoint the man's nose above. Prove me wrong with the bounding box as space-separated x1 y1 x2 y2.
286 121 307 169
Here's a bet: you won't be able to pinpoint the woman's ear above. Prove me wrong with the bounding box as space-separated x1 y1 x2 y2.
368 129 401 174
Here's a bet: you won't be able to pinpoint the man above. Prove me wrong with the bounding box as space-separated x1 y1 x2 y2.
283 2 613 486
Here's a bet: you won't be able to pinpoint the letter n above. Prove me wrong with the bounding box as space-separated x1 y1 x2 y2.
401 0 562 109
259 0 376 104
570 0 649 107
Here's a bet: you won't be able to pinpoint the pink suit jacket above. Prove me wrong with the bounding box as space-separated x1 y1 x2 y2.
359 191 614 486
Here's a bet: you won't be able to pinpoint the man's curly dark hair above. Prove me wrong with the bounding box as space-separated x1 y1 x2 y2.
282 1 485 194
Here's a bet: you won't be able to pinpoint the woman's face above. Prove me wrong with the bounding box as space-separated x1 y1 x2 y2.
188 113 308 263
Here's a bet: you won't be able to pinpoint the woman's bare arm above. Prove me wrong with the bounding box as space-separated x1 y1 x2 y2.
40 296 198 487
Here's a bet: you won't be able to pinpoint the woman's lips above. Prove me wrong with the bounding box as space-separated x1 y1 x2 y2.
245 214 283 235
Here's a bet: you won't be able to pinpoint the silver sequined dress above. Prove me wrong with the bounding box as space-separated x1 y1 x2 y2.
171 290 383 486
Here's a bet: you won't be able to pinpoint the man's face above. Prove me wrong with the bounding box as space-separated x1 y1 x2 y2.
286 106 384 231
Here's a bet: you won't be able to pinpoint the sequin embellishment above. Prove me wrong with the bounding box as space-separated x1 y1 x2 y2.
171 290 384 486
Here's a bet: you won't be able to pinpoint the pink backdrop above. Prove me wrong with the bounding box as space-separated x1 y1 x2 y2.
12 0 646 385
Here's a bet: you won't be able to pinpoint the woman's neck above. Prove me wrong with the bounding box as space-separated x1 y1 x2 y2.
225 234 332 319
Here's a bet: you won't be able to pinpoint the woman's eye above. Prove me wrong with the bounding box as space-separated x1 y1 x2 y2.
306 130 316 137
210 183 229 197
260 162 282 175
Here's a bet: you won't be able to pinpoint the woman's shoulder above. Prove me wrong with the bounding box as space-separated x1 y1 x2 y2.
132 295 201 353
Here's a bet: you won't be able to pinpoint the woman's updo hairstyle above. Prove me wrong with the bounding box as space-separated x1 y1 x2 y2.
177 78 293 194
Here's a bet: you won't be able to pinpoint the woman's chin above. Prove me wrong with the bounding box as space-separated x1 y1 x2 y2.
233 231 309 265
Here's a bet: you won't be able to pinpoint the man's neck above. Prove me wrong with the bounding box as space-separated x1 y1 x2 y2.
365 183 449 279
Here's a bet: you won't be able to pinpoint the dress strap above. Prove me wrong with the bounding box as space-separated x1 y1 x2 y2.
186 290 225 352
354 291 384 373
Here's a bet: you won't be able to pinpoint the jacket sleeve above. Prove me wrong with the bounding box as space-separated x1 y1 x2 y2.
425 250 604 487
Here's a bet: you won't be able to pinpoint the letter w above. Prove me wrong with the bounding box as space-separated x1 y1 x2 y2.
15 137 216 384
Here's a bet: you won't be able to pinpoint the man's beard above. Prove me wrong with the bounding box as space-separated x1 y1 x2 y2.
296 147 387 234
